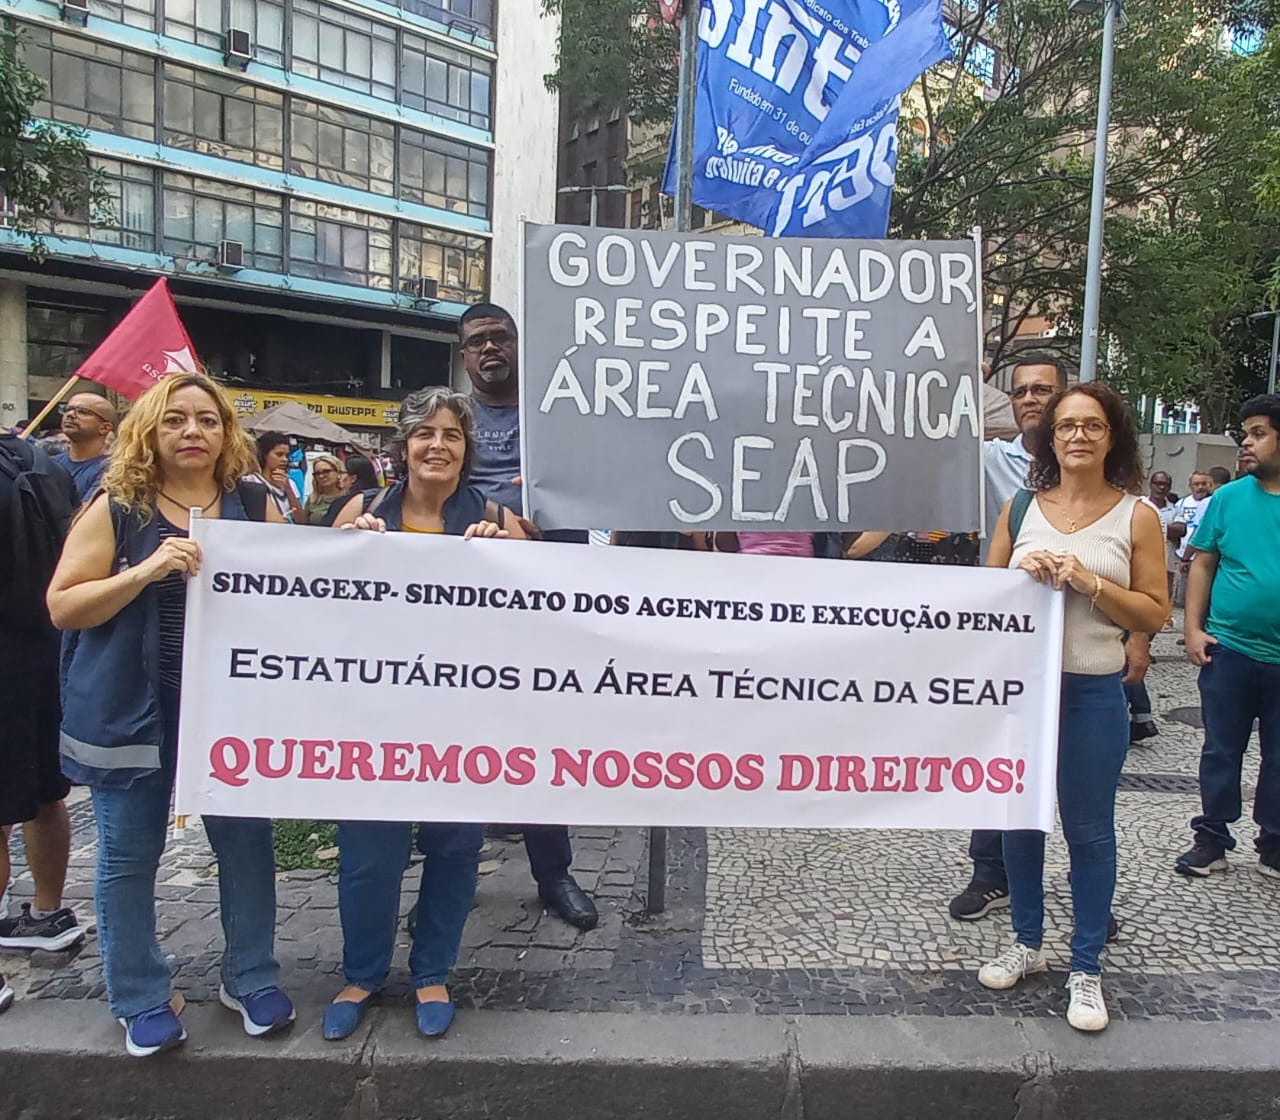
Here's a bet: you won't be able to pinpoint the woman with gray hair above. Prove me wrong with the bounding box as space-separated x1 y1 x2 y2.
324 386 525 1045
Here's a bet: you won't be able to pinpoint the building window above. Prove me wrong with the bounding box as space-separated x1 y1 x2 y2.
41 158 155 249
289 200 393 289
162 172 285 271
22 28 156 141
397 222 487 302
229 0 287 68
401 34 492 130
292 0 397 102
400 0 494 38
398 128 489 218
164 0 224 53
290 99 395 195
87 0 155 31
163 65 285 171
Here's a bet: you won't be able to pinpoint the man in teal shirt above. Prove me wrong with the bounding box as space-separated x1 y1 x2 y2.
1178 394 1280 881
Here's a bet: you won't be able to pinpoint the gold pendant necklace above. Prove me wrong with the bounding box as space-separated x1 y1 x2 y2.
1065 516 1078 533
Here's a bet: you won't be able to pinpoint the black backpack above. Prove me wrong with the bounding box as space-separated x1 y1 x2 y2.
0 436 78 628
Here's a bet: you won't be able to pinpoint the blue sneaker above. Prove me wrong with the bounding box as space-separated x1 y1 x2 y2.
118 1004 187 1058
219 984 296 1037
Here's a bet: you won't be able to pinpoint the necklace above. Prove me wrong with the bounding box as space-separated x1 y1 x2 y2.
159 489 220 513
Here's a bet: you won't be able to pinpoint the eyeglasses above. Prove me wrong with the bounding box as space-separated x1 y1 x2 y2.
313 468 337 478
1052 419 1110 441
1009 385 1057 401
61 403 111 422
460 330 515 353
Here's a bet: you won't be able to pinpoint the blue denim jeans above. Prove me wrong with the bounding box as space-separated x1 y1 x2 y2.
92 687 280 1019
337 820 482 990
1125 681 1154 728
1003 672 1127 975
1193 643 1280 857
968 829 1007 889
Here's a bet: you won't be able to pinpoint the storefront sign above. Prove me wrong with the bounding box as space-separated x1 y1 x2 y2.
224 387 401 429
175 521 1063 831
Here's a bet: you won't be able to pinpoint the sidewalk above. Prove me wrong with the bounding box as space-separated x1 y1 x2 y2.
3 625 1278 1117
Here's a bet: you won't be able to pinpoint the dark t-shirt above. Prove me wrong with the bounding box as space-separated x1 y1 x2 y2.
468 399 522 514
53 452 107 502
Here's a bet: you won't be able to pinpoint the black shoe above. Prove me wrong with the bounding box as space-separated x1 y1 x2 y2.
1258 851 1280 881
0 904 84 951
1107 915 1120 943
0 974 13 1014
538 877 598 930
948 880 1010 921
1175 838 1228 877
1129 721 1159 744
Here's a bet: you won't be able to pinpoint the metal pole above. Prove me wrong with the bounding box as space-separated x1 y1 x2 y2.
646 3 698 917
1269 312 1279 396
1079 0 1118 382
589 186 598 230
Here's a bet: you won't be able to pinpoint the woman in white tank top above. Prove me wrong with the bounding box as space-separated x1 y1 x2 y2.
976 384 1168 1032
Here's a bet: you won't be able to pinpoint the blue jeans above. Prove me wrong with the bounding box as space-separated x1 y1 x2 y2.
337 820 482 990
92 687 280 1019
968 830 1007 889
1125 681 1154 727
1193 643 1280 857
1003 672 1127 975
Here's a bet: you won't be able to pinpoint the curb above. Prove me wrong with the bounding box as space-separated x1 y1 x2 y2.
3 1002 1280 1119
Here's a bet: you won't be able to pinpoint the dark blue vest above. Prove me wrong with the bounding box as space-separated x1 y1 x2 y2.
60 487 256 788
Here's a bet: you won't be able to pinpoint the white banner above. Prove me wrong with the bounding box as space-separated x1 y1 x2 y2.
175 522 1064 831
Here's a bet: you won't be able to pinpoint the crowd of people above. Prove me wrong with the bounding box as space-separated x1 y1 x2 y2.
1 302 1276 1046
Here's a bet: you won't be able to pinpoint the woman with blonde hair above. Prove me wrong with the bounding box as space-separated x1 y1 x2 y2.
304 453 346 524
47 372 294 1057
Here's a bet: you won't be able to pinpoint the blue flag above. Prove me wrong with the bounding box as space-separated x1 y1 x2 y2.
663 0 951 238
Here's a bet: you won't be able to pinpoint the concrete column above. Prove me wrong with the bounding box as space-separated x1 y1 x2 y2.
379 330 393 390
0 280 28 427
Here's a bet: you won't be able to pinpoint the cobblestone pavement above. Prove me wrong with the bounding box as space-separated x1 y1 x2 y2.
4 622 1277 1022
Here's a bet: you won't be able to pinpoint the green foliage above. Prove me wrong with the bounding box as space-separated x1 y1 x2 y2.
542 0 677 123
0 18 109 259
273 820 339 871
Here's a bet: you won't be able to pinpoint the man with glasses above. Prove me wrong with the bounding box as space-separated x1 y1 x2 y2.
53 392 117 501
452 302 599 932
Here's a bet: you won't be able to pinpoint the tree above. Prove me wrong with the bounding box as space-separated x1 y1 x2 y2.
549 0 1278 419
0 18 108 258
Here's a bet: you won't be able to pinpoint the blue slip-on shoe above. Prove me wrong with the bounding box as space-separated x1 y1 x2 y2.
415 998 454 1039
219 984 296 1037
323 993 377 1041
118 1004 187 1058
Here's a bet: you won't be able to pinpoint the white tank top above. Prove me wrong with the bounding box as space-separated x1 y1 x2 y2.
1010 492 1138 675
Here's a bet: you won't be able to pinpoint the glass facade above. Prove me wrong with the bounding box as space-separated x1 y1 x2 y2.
12 8 493 305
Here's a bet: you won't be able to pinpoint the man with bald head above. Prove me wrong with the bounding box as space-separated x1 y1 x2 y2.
53 391 116 501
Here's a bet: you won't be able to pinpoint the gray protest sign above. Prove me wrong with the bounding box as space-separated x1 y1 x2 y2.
520 224 984 533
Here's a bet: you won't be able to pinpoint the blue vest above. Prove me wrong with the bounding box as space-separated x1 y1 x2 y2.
360 480 490 536
60 487 256 788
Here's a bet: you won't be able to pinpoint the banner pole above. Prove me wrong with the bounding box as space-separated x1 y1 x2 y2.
647 1 698 917
19 374 80 439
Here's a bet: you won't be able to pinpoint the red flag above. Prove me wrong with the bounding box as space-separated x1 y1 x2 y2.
74 278 200 401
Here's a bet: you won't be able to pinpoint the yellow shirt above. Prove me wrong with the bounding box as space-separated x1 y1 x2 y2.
402 521 444 534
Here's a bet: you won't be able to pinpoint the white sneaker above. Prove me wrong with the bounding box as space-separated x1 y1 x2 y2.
1066 971 1109 1032
978 942 1047 990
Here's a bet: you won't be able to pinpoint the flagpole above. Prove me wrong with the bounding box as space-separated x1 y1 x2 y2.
19 374 81 440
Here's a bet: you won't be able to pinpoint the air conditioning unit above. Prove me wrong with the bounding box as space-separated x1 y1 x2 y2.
218 239 245 269
224 28 252 68
400 276 439 301
61 0 90 24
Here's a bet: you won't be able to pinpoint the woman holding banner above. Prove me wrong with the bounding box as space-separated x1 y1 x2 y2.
324 386 519 1042
977 383 1168 1032
46 373 294 1057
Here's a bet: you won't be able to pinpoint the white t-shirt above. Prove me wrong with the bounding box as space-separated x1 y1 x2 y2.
1143 497 1178 571
1171 493 1212 560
